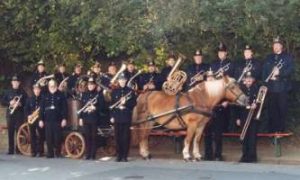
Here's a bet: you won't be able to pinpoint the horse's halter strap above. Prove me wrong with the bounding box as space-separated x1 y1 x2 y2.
224 80 243 103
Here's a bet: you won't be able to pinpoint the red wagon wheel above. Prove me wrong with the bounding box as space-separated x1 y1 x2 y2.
17 123 31 156
64 132 85 159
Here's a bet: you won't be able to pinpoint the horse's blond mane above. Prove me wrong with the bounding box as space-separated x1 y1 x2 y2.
204 79 225 97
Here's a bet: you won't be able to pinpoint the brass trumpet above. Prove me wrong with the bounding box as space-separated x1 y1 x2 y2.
189 70 205 87
109 91 132 110
215 63 230 78
77 95 98 115
28 107 40 124
36 74 55 87
9 95 23 115
265 59 284 82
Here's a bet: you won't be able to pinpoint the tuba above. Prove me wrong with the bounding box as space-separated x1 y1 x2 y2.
28 107 40 124
9 95 23 115
162 56 187 95
36 74 55 87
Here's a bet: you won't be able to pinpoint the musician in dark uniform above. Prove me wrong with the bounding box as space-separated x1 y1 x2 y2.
101 62 118 87
234 72 259 163
39 79 68 158
124 59 139 90
55 63 69 92
79 77 105 160
160 54 176 84
234 45 262 82
2 75 27 154
204 43 234 161
24 84 45 157
138 61 161 91
67 63 83 97
31 60 47 86
89 62 102 79
262 37 294 133
186 49 209 89
110 73 136 162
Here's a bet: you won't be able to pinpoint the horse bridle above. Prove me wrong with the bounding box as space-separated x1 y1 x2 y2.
224 80 244 104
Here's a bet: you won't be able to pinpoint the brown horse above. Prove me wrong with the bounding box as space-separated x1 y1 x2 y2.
132 75 248 161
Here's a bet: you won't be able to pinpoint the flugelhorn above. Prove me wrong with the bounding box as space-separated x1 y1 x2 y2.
237 62 253 83
36 74 55 87
9 95 23 115
77 95 98 115
265 59 284 82
110 64 127 85
109 91 132 110
28 107 40 124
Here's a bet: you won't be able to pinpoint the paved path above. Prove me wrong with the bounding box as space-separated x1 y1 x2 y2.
0 155 300 180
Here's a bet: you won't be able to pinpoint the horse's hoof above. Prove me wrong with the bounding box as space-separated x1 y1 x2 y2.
194 157 201 162
183 157 192 162
142 154 152 160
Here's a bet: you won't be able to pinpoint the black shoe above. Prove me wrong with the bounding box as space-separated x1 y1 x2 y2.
215 156 223 161
122 158 128 162
85 156 91 160
38 153 44 157
31 153 37 157
115 157 122 162
202 156 213 161
46 154 54 158
91 156 96 160
7 151 14 155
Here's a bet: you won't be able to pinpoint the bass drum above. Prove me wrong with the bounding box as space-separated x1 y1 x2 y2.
67 98 81 128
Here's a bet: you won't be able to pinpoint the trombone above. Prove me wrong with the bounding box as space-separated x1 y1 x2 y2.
9 95 23 115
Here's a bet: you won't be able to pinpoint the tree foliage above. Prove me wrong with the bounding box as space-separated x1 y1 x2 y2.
0 0 299 72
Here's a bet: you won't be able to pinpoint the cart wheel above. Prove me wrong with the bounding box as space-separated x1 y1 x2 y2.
64 132 85 159
17 123 31 156
100 136 116 156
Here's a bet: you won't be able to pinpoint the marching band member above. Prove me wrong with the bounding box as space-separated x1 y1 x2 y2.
79 77 105 160
31 60 48 86
204 43 234 161
262 37 294 133
186 49 209 88
124 59 139 89
235 72 259 163
138 61 161 91
89 62 102 79
2 75 27 155
55 63 69 85
234 45 262 82
160 54 176 83
39 79 68 158
24 84 45 157
67 63 83 97
101 62 118 87
110 73 136 162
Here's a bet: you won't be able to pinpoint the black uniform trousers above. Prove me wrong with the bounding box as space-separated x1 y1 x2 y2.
7 111 23 153
241 120 258 162
267 92 287 132
45 122 62 157
83 121 97 158
29 123 45 155
204 107 229 159
114 122 131 160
